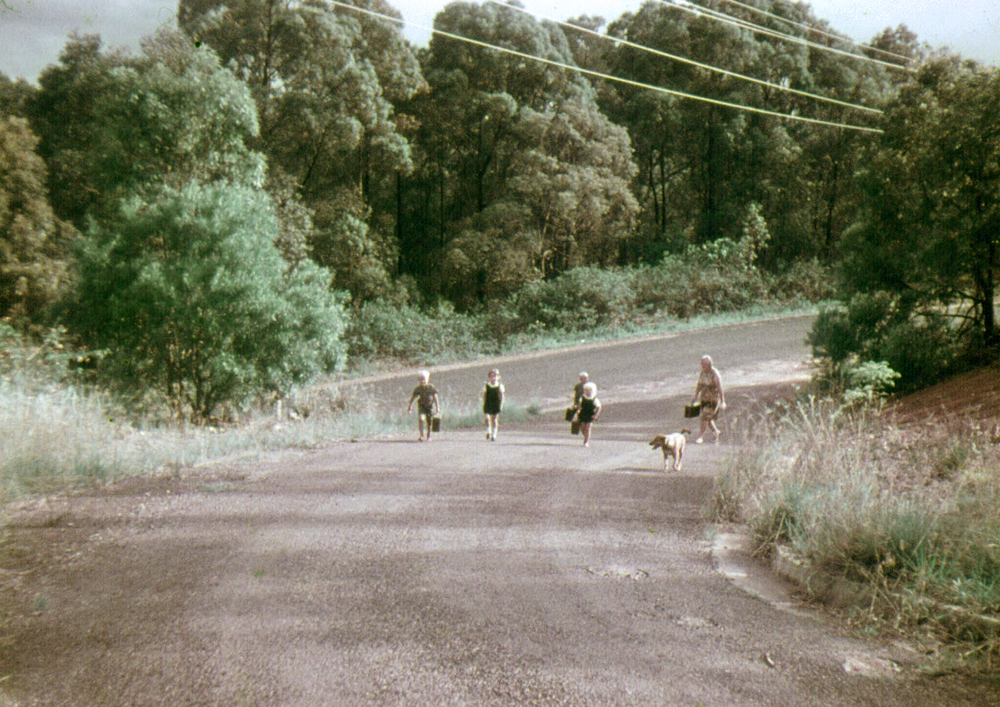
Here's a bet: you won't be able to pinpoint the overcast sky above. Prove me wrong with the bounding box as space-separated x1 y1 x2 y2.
1 0 998 84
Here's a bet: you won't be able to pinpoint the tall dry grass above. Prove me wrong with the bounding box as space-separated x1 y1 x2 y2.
714 397 1000 668
0 373 542 506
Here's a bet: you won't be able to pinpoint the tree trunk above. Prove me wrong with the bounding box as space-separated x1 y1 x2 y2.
987 227 997 345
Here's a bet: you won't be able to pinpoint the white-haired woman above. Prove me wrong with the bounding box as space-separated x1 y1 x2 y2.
691 355 725 443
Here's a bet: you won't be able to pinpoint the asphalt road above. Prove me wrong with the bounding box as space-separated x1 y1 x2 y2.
3 315 999 705
346 314 817 416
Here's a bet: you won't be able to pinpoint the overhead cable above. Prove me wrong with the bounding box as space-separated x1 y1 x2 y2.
501 1 881 115
715 0 912 64
328 1 883 134
659 0 913 72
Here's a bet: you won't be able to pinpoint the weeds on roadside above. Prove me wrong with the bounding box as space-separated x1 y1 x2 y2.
713 396 1000 670
0 363 543 504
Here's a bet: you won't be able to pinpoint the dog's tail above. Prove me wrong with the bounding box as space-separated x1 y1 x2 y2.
680 428 691 435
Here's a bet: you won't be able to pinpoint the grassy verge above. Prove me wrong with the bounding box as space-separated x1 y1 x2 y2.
713 397 1000 671
0 372 543 505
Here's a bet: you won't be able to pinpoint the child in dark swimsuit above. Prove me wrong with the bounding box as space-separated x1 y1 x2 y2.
482 368 505 441
577 382 601 447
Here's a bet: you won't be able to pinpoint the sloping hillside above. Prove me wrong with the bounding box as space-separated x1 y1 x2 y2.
891 365 1000 424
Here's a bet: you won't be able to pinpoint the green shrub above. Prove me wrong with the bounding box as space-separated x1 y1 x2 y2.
880 315 958 391
67 184 348 422
809 292 959 392
842 360 900 406
513 266 636 332
808 306 858 364
633 236 773 318
768 258 837 303
633 257 695 317
346 299 481 362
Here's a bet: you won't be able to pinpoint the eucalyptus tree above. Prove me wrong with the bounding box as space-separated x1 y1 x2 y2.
30 31 265 229
563 15 609 75
413 0 582 227
28 29 349 418
439 95 638 306
178 0 425 302
405 0 638 304
28 35 131 227
601 1 888 264
602 3 764 251
0 115 74 321
839 55 1000 350
0 73 35 119
774 18 917 265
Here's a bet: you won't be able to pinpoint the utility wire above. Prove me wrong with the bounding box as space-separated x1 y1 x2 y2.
500 1 881 115
328 1 883 134
715 0 912 64
659 0 913 72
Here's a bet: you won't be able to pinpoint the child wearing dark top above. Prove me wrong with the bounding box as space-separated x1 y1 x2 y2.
406 370 440 442
578 382 601 447
482 368 505 441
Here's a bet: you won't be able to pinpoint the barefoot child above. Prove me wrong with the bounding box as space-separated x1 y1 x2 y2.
578 382 601 447
482 368 505 441
406 370 440 441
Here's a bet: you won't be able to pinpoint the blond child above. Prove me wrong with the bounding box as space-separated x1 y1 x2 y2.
406 370 440 441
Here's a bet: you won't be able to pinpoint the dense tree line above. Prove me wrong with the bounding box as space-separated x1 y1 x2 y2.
1 0 997 417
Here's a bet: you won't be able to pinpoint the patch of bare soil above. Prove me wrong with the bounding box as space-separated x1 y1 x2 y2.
890 364 1000 425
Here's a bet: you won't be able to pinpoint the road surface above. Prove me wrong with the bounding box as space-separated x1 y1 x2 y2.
2 315 997 705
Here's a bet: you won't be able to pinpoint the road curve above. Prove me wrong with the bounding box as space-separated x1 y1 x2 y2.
3 316 998 705
346 314 817 416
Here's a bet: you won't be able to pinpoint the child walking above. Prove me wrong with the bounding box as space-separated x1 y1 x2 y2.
406 370 440 442
578 382 601 447
482 368 505 441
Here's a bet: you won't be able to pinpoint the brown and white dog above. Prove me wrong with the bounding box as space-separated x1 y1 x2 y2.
649 429 690 471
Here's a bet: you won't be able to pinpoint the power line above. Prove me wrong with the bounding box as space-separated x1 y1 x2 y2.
328 1 883 134
659 0 913 72
499 1 881 115
714 0 912 64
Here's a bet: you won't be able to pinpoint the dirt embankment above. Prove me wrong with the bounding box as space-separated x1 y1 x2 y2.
890 365 1000 425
